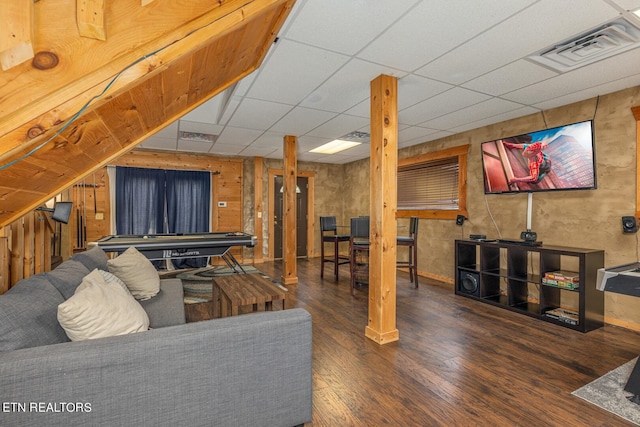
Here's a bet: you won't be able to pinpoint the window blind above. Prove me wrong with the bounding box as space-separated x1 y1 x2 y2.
398 157 459 210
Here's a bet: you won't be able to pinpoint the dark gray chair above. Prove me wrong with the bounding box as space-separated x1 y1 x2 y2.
320 216 350 280
397 216 419 288
349 216 370 295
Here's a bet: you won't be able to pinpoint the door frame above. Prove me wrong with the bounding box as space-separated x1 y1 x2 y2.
267 168 315 260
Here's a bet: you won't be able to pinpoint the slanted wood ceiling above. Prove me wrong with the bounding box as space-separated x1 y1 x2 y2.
0 0 295 227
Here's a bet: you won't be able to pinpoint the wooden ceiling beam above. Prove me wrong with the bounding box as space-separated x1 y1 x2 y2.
77 0 107 41
0 0 296 226
0 0 34 71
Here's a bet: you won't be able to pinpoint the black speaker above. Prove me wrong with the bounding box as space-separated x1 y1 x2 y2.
456 215 466 226
458 271 480 296
622 216 638 233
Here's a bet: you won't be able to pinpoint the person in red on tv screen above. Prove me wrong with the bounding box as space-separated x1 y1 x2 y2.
503 140 551 184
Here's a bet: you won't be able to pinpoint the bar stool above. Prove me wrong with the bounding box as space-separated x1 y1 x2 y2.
397 216 419 288
320 216 350 280
349 216 370 295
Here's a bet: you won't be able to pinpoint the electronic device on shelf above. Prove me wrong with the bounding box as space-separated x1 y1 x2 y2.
496 238 542 246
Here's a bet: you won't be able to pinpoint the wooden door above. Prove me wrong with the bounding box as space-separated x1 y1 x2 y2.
274 176 308 259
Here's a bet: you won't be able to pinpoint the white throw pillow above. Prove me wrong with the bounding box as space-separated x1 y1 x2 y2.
58 269 149 341
107 246 160 300
98 269 132 295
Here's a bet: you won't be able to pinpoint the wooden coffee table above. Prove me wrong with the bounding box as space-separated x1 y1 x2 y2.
212 274 288 318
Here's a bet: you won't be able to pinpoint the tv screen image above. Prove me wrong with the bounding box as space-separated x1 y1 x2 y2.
481 120 596 194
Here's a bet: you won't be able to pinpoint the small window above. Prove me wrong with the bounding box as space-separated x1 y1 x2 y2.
397 145 468 220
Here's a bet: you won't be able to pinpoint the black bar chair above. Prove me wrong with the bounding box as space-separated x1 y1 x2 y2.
319 216 350 280
349 216 370 295
397 216 419 288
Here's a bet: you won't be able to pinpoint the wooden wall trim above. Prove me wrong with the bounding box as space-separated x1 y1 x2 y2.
633 105 640 218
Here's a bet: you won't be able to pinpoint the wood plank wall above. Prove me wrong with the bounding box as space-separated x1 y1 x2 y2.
0 212 52 293
102 150 246 262
0 150 246 292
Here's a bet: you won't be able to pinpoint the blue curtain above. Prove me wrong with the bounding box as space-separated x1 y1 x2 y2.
166 170 211 268
115 167 165 235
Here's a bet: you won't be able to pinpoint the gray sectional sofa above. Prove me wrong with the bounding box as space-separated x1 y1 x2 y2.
0 246 312 427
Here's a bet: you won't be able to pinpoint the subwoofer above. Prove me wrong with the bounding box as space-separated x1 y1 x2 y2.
458 271 480 296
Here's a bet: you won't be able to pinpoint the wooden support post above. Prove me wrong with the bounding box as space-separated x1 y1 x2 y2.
0 0 35 71
365 74 399 345
77 0 107 41
254 157 264 263
281 135 298 285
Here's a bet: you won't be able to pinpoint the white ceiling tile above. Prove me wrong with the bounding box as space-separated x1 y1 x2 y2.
462 60 558 96
397 75 453 109
140 136 177 151
177 141 214 153
270 107 337 135
283 0 417 55
533 73 640 111
216 97 241 126
300 59 407 113
247 40 350 105
226 98 292 130
181 96 222 123
399 87 491 126
505 47 640 105
237 146 279 158
358 0 538 72
297 134 332 150
215 127 263 145
232 70 259 97
135 1 640 165
610 0 640 11
343 99 370 118
209 143 247 155
250 132 289 149
178 120 224 135
398 126 441 144
448 106 540 134
298 152 330 162
305 114 370 139
416 0 621 84
419 98 526 130
153 122 178 138
265 148 284 159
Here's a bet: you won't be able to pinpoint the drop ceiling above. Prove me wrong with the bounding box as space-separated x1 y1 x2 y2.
139 0 640 164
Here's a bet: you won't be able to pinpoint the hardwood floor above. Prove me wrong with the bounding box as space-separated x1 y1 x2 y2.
250 258 640 426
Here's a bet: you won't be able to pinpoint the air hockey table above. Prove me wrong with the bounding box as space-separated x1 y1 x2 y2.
95 232 257 273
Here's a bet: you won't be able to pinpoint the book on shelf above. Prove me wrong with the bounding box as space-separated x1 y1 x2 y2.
541 277 580 290
543 270 579 283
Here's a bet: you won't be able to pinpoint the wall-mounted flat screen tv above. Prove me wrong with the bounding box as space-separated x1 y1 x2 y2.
481 120 596 194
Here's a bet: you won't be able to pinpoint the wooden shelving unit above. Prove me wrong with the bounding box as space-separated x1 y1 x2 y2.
455 239 604 332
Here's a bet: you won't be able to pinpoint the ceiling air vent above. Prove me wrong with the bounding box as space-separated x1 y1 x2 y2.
178 131 218 143
528 17 640 72
340 130 370 143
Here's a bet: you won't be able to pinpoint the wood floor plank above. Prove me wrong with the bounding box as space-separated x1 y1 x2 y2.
234 259 640 426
